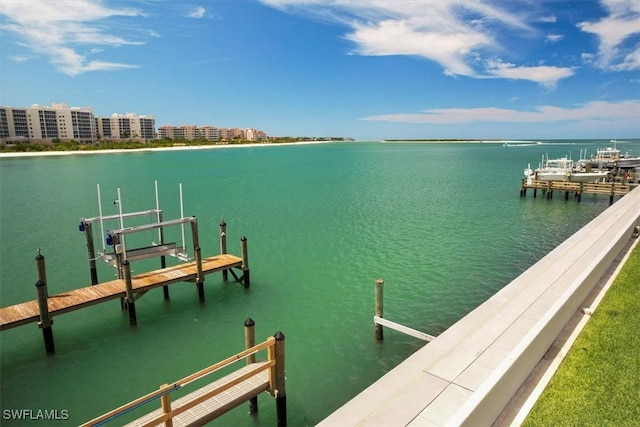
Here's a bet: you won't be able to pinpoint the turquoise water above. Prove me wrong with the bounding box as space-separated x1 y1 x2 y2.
0 140 636 426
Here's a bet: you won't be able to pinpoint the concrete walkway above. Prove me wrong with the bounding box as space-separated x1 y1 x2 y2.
318 188 640 427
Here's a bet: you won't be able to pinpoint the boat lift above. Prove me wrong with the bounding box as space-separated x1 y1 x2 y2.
79 181 198 285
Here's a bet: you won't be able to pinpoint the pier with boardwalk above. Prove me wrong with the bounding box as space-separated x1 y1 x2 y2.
520 179 637 204
0 183 251 355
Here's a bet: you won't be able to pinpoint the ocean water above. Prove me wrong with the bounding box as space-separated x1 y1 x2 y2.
0 139 636 426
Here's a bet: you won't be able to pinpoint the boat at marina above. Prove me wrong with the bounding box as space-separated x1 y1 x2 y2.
589 143 640 169
524 156 609 184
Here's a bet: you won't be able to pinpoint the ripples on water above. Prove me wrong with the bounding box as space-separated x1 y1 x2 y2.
0 140 627 425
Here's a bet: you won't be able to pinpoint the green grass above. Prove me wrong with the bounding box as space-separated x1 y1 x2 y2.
522 242 640 427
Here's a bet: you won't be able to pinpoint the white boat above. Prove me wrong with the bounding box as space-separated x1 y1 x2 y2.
524 156 609 184
590 144 640 169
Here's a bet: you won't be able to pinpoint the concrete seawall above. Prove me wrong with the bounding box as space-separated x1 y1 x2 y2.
318 187 640 427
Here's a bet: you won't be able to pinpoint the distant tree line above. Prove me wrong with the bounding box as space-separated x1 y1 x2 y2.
0 136 354 153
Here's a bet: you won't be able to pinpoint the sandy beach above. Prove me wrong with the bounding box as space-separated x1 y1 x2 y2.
0 140 334 158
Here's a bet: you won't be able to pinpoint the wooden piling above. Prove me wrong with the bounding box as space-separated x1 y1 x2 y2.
375 279 384 341
244 318 258 413
194 247 204 302
273 331 287 427
191 220 205 302
577 183 583 203
81 222 99 285
35 250 54 354
609 185 615 205
220 220 228 281
122 260 137 326
241 237 250 288
159 211 170 300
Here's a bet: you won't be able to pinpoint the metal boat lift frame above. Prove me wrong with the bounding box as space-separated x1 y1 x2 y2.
79 181 199 285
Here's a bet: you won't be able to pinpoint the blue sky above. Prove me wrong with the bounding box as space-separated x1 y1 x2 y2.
1 0 639 140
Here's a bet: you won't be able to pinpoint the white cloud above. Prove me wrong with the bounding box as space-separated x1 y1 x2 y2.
0 0 145 76
545 34 563 43
361 100 640 125
260 0 574 87
484 60 574 89
187 7 207 19
578 0 640 70
10 55 33 63
345 18 488 76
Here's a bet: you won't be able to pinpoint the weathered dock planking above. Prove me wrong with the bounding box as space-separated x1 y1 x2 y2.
0 254 242 332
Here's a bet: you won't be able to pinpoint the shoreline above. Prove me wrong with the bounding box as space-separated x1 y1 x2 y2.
0 140 333 158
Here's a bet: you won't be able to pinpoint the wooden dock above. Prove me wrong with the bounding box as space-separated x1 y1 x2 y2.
520 179 637 203
0 254 242 332
81 322 287 427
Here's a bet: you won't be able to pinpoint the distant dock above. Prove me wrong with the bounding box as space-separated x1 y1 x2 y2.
520 179 638 204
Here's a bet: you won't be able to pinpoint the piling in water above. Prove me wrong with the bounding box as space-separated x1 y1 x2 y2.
273 331 287 426
122 260 137 326
220 220 228 281
35 251 55 354
375 279 384 341
241 236 250 288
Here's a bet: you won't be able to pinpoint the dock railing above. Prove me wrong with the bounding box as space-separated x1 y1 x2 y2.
81 320 286 427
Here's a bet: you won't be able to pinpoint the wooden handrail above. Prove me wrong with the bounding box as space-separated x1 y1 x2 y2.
81 337 276 427
138 361 275 427
180 336 274 387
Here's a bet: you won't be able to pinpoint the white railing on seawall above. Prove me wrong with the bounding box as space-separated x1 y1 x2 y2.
448 186 640 426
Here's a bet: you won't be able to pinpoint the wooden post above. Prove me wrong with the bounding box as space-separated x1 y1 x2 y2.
375 279 384 341
195 246 204 302
122 260 137 326
241 236 250 288
81 221 99 285
190 220 205 302
35 250 55 354
609 184 615 205
159 211 169 300
244 318 258 413
273 331 287 427
160 384 173 427
577 183 583 203
220 220 228 281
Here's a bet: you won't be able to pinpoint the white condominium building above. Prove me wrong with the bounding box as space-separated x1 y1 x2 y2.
0 103 156 145
95 112 156 141
157 125 266 141
0 103 95 144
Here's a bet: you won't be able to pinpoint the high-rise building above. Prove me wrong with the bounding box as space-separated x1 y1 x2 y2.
96 113 156 141
0 103 96 144
0 103 156 145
